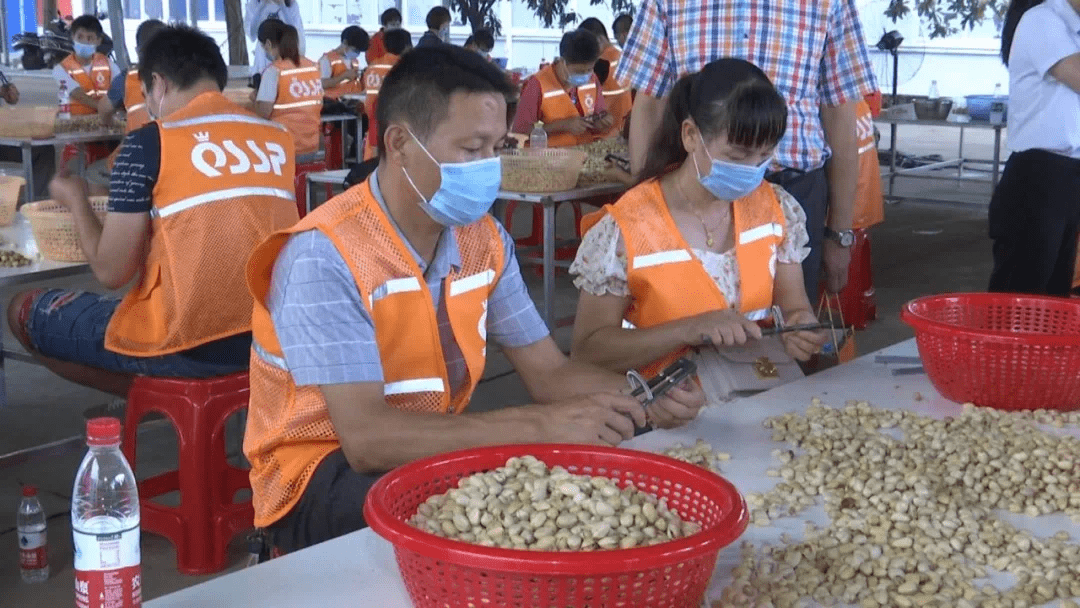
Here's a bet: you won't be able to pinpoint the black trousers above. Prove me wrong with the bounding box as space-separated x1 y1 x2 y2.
766 167 829 303
988 149 1080 297
269 450 384 554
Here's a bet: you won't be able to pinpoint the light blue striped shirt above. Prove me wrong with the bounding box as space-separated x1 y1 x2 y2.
264 170 549 391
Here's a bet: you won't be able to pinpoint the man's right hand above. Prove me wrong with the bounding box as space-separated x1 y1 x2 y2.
537 393 647 446
549 117 589 135
679 309 763 348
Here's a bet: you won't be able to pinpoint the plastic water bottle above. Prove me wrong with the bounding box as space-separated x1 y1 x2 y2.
17 485 49 583
72 418 141 608
928 80 939 99
530 121 548 149
57 80 71 121
993 82 1003 98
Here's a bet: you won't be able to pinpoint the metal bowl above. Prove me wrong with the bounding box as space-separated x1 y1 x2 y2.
913 98 953 121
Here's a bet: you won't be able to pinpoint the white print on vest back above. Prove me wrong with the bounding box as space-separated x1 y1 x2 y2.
365 72 383 89
856 115 874 142
191 133 287 178
289 78 324 99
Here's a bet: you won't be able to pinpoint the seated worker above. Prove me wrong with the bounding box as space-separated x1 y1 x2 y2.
570 59 828 381
256 21 324 156
511 29 613 147
0 75 56 199
366 8 402 64
362 28 412 160
417 6 451 48
578 18 631 138
320 25 369 101
7 25 299 397
53 14 121 169
463 28 495 59
243 45 705 553
612 13 632 48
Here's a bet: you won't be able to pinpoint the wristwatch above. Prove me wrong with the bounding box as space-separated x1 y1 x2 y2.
824 227 856 248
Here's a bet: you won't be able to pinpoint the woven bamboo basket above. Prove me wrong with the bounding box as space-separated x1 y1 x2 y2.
22 196 109 262
500 148 586 193
0 176 25 226
0 106 56 139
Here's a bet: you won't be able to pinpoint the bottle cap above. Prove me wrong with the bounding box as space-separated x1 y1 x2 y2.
86 417 122 446
22 485 37 497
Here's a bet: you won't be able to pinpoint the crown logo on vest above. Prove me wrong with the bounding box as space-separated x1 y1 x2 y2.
194 131 211 143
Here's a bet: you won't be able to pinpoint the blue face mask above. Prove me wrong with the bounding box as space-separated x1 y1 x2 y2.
567 73 591 88
403 129 502 226
693 134 770 201
74 41 97 58
344 49 360 62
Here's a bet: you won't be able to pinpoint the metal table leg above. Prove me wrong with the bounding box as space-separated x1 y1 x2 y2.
542 198 556 328
0 340 7 409
22 142 35 203
307 174 316 215
957 126 965 180
340 120 348 168
992 126 1002 188
888 123 898 199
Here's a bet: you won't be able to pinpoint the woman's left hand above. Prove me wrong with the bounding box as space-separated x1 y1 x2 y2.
779 309 828 361
645 379 706 429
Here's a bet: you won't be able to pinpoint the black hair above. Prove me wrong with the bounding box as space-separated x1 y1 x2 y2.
612 14 632 35
559 29 601 65
384 28 413 56
258 20 301 66
138 24 228 93
135 19 166 52
639 58 787 183
376 45 513 158
579 18 609 41
70 14 104 38
381 8 402 26
426 6 452 30
1001 0 1044 66
342 25 370 51
471 28 494 51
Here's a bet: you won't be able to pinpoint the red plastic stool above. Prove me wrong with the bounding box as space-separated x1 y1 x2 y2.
504 201 585 247
61 142 115 168
322 121 344 170
122 373 253 575
295 157 331 219
829 228 877 330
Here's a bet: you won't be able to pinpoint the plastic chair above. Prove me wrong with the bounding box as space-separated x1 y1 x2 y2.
121 373 252 575
295 156 331 218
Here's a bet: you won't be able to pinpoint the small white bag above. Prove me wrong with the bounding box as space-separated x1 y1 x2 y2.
693 337 803 405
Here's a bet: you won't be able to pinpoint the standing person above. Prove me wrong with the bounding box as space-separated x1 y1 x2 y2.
417 6 452 48
988 0 1080 296
242 45 705 553
612 14 632 48
511 29 613 146
366 8 402 64
578 17 632 137
570 59 825 378
363 28 412 160
6 25 298 397
246 0 306 78
0 75 55 199
616 0 877 301
255 21 324 156
320 25 369 101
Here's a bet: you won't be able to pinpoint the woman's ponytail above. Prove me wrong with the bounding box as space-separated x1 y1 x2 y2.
279 24 301 66
638 74 696 183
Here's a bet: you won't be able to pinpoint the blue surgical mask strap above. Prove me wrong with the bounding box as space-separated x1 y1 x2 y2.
402 127 439 204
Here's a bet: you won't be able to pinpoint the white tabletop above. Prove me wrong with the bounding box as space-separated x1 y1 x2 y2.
0 213 89 287
0 129 125 147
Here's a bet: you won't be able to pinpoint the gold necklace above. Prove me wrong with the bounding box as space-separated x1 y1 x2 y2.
675 178 726 248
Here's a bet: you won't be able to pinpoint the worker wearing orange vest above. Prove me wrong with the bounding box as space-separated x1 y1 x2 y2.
363 28 412 160
242 46 704 553
579 17 632 138
320 26 369 101
53 15 119 116
571 59 827 380
255 21 324 156
8 25 299 396
511 29 613 147
852 97 884 230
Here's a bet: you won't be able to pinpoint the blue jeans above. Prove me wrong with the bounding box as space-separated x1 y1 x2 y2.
25 290 248 378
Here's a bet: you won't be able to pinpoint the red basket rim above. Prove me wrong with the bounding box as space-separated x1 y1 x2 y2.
363 444 749 576
901 293 1080 346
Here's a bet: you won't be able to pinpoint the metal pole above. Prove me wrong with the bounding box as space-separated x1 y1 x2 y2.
190 0 198 27
0 0 9 67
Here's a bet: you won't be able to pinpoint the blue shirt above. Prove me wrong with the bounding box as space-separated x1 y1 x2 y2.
265 170 549 390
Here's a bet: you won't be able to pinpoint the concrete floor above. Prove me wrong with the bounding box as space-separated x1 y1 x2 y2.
0 71 1007 606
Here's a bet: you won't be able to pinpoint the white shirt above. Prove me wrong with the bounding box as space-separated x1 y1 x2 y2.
1007 0 1080 158
245 0 306 76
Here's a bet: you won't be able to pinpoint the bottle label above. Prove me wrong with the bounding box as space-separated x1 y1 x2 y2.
74 527 141 608
18 529 47 570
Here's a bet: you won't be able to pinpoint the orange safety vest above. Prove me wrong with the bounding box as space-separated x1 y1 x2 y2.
580 180 786 377
124 69 150 133
534 64 601 147
321 50 362 100
852 99 884 230
363 54 399 161
103 91 299 357
271 57 324 156
598 46 631 137
61 53 114 115
243 180 505 527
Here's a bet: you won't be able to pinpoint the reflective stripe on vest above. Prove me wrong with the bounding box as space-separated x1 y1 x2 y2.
449 269 496 296
154 187 295 219
632 249 692 270
162 113 287 130
739 222 784 245
385 378 447 396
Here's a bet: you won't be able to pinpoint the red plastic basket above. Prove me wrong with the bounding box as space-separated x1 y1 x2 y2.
363 444 748 608
901 293 1080 411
